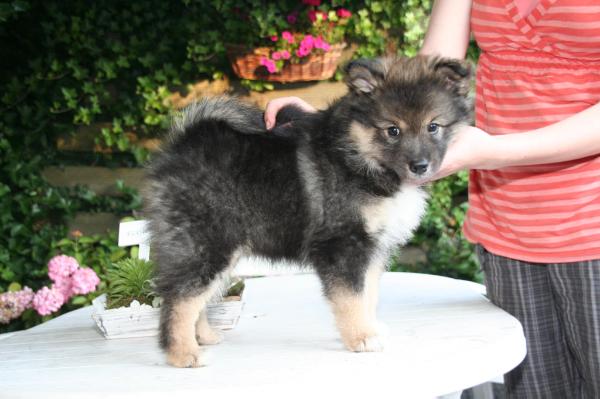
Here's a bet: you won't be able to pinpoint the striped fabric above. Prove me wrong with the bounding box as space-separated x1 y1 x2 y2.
464 0 600 262
514 0 539 17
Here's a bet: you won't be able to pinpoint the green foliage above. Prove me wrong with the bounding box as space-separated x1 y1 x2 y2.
0 137 73 292
348 0 431 57
395 172 481 282
105 258 156 309
240 79 275 93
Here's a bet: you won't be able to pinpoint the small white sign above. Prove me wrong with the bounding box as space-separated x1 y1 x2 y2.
118 220 150 247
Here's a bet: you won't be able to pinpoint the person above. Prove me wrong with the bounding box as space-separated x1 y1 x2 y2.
264 1 600 398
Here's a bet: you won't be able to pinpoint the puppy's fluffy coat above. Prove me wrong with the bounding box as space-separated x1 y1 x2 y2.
144 56 472 367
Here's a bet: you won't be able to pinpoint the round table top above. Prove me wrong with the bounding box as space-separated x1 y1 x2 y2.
0 272 525 399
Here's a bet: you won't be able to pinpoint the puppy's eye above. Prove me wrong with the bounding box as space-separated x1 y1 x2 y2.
387 126 400 137
427 123 440 134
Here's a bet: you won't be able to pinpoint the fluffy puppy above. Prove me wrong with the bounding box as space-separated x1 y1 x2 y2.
144 55 472 367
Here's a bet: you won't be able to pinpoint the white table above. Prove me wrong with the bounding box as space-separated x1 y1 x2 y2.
0 273 525 399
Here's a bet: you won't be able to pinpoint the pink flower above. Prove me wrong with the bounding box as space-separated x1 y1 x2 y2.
300 34 315 49
32 286 64 316
272 51 282 61
53 278 74 301
302 0 321 6
296 46 311 58
314 36 331 51
70 267 100 295
260 57 278 73
280 50 291 60
282 31 295 44
0 287 34 324
296 35 314 58
47 255 79 283
337 8 352 18
287 12 298 24
270 35 278 42
308 10 327 23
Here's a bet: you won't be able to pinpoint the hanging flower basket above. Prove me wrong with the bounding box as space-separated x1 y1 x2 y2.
227 42 347 83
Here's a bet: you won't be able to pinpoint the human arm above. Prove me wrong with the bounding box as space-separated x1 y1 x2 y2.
432 101 600 179
419 0 473 59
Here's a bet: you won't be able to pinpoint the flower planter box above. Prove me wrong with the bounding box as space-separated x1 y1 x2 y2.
91 294 243 339
227 43 346 83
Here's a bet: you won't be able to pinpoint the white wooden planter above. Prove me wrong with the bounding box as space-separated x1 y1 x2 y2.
91 294 243 339
93 220 303 340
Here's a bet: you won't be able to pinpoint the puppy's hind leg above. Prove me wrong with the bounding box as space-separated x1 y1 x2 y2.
195 308 224 345
160 280 221 368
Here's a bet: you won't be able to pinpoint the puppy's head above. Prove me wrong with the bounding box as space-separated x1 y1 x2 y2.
342 55 472 182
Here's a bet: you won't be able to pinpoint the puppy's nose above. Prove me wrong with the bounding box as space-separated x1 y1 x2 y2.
409 159 429 175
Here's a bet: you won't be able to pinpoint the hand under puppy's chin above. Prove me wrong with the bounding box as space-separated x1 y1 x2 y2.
405 172 437 186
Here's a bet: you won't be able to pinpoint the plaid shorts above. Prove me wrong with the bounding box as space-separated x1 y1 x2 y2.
476 245 600 399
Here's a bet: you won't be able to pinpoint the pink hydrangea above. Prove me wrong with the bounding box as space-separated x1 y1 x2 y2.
272 51 282 61
32 286 64 316
70 267 100 295
47 255 79 283
280 50 291 60
282 31 295 44
52 278 74 302
260 57 278 73
337 8 352 18
0 287 34 324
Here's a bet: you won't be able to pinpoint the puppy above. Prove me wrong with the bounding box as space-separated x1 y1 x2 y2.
144 55 472 367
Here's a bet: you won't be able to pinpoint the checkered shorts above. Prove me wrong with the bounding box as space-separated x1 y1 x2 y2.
476 245 600 399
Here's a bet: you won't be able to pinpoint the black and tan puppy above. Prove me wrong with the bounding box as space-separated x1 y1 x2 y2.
144 55 472 367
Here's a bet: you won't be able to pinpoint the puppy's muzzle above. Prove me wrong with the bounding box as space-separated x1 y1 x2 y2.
409 159 429 175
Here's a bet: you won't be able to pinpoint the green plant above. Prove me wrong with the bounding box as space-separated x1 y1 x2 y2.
240 79 275 92
393 171 481 282
105 258 156 309
348 0 431 57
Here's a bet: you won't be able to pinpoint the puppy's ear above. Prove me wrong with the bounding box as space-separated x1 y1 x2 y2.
344 58 387 94
433 58 473 96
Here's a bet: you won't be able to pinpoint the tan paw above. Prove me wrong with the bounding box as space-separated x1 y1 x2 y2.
196 328 224 345
166 347 205 368
342 327 386 352
348 334 385 352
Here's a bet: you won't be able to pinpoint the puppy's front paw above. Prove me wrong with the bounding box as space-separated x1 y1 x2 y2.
345 333 386 352
196 328 224 345
166 346 205 368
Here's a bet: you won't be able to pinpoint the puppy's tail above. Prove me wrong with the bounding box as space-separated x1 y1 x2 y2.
171 96 266 137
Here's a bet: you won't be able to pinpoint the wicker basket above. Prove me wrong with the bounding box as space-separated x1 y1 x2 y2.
227 43 347 83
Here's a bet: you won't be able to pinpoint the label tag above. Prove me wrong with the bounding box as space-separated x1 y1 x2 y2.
118 220 150 247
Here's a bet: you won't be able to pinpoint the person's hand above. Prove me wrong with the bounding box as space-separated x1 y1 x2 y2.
429 125 498 181
264 96 316 130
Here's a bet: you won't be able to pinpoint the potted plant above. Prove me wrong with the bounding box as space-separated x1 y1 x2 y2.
226 1 352 82
92 258 244 339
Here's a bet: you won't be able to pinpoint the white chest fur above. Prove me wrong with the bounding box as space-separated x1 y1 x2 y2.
360 185 428 250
